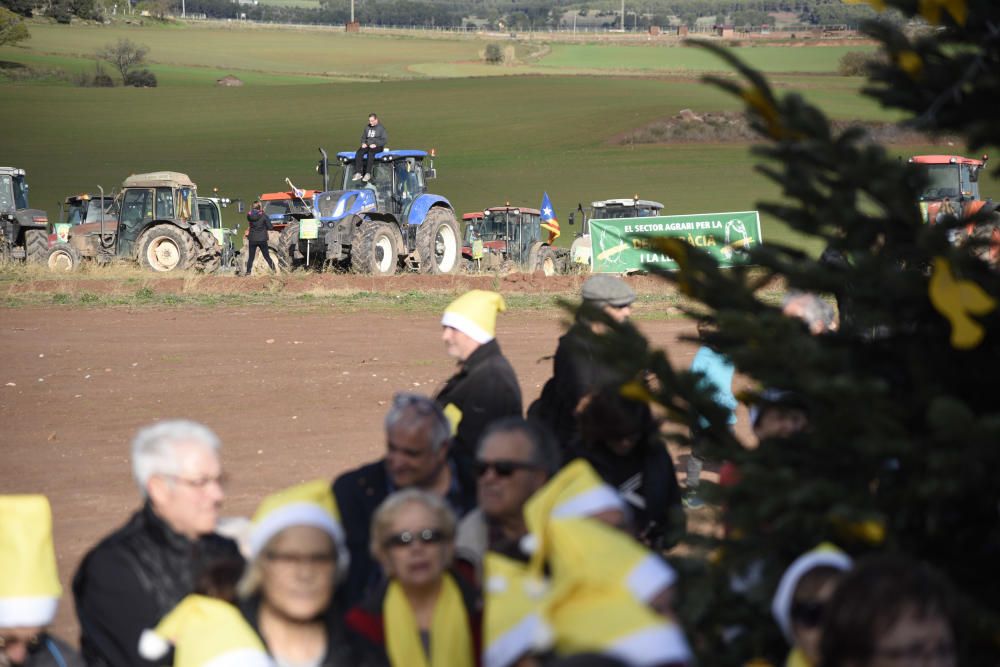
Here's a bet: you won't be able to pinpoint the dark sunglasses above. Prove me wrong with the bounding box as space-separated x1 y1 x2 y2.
790 600 826 628
384 528 447 549
475 459 540 478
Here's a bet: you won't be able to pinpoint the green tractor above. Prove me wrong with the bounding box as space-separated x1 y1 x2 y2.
45 171 223 273
0 166 49 263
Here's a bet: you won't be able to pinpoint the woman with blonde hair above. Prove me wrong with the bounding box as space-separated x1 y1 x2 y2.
346 488 481 667
238 480 374 667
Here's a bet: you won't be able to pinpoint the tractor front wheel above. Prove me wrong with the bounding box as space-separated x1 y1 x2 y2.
25 229 48 263
139 225 195 273
351 221 398 276
535 245 559 277
45 243 81 273
417 208 460 274
278 222 303 271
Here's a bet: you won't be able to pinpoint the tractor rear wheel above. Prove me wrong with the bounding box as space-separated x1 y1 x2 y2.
278 222 303 271
25 229 48 263
139 225 195 273
351 221 398 275
194 228 223 274
417 208 460 274
535 245 558 276
45 243 81 273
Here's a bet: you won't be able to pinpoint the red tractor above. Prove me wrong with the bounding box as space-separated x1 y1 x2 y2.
910 154 998 262
461 205 569 275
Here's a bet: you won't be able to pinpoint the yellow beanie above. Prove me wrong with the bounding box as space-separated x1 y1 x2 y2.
0 495 61 628
249 480 349 574
441 290 507 343
138 595 273 667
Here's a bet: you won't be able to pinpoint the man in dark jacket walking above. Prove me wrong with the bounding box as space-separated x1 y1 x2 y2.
73 420 243 667
244 200 275 275
353 113 388 184
435 290 523 470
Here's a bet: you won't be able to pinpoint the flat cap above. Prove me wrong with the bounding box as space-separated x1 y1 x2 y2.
581 275 636 307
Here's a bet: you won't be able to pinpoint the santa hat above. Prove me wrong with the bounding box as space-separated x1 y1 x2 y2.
771 543 852 642
138 595 273 667
0 495 62 628
249 480 349 575
441 290 507 343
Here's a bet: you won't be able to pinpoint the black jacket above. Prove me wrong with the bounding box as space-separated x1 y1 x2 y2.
360 122 388 148
332 460 476 608
72 502 244 667
240 595 379 667
246 208 273 244
435 338 523 463
529 322 621 448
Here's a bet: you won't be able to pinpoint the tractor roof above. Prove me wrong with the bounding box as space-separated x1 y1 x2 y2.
910 155 986 166
123 171 197 189
336 150 429 162
260 190 320 201
0 167 26 177
462 207 542 220
593 198 664 208
462 212 483 221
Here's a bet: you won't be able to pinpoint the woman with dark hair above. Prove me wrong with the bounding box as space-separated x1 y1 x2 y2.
573 388 684 550
819 555 956 667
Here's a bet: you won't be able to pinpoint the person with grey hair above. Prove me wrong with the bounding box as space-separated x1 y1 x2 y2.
333 393 476 608
783 290 838 334
455 417 561 573
72 420 242 667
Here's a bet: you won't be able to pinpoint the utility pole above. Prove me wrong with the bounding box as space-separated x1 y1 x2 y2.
620 0 624 31
350 0 354 24
181 0 185 18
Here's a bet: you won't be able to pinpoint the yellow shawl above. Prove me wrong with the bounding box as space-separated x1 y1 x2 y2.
384 574 475 667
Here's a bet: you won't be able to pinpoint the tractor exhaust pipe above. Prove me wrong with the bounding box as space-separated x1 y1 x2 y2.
98 184 114 249
318 148 329 192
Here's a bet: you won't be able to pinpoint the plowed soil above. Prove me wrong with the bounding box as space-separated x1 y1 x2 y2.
0 282 743 642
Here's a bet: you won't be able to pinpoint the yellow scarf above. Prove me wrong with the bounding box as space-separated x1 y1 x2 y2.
786 647 813 667
383 574 475 667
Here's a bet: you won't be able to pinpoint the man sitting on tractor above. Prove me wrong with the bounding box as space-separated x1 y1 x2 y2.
353 113 388 184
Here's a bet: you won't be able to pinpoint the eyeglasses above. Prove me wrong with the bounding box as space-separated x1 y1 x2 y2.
264 551 337 567
790 600 826 629
475 459 540 478
162 473 227 490
384 528 447 549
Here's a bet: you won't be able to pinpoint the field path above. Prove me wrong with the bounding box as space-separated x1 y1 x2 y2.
1 304 706 641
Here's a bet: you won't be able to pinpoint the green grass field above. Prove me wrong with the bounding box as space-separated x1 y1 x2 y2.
1 22 987 253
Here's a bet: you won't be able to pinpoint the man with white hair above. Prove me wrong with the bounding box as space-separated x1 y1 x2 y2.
72 420 242 667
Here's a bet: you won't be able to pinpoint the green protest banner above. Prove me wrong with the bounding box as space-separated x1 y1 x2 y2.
590 211 762 273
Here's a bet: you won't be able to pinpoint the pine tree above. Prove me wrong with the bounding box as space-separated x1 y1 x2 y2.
594 1 1000 663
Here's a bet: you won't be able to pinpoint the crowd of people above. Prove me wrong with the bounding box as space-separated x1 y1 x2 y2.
1 278 958 667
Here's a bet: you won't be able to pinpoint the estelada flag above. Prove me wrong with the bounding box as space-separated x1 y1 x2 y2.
540 192 560 243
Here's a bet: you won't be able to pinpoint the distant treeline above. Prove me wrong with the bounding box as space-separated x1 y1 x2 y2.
1 0 880 29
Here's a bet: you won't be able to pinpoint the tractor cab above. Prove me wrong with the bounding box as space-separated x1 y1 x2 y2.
910 155 988 224
567 197 664 268
60 194 115 226
261 190 320 226
0 168 30 214
462 206 541 265
331 150 433 218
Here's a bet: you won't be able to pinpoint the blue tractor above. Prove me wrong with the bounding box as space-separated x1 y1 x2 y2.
278 148 460 275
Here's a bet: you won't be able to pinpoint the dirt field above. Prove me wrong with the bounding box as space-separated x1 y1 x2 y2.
0 280 716 642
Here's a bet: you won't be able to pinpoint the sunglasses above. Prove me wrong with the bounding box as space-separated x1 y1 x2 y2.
384 528 447 549
790 600 826 628
475 459 540 478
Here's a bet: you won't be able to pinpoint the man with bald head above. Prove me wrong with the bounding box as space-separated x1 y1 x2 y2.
332 393 476 606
